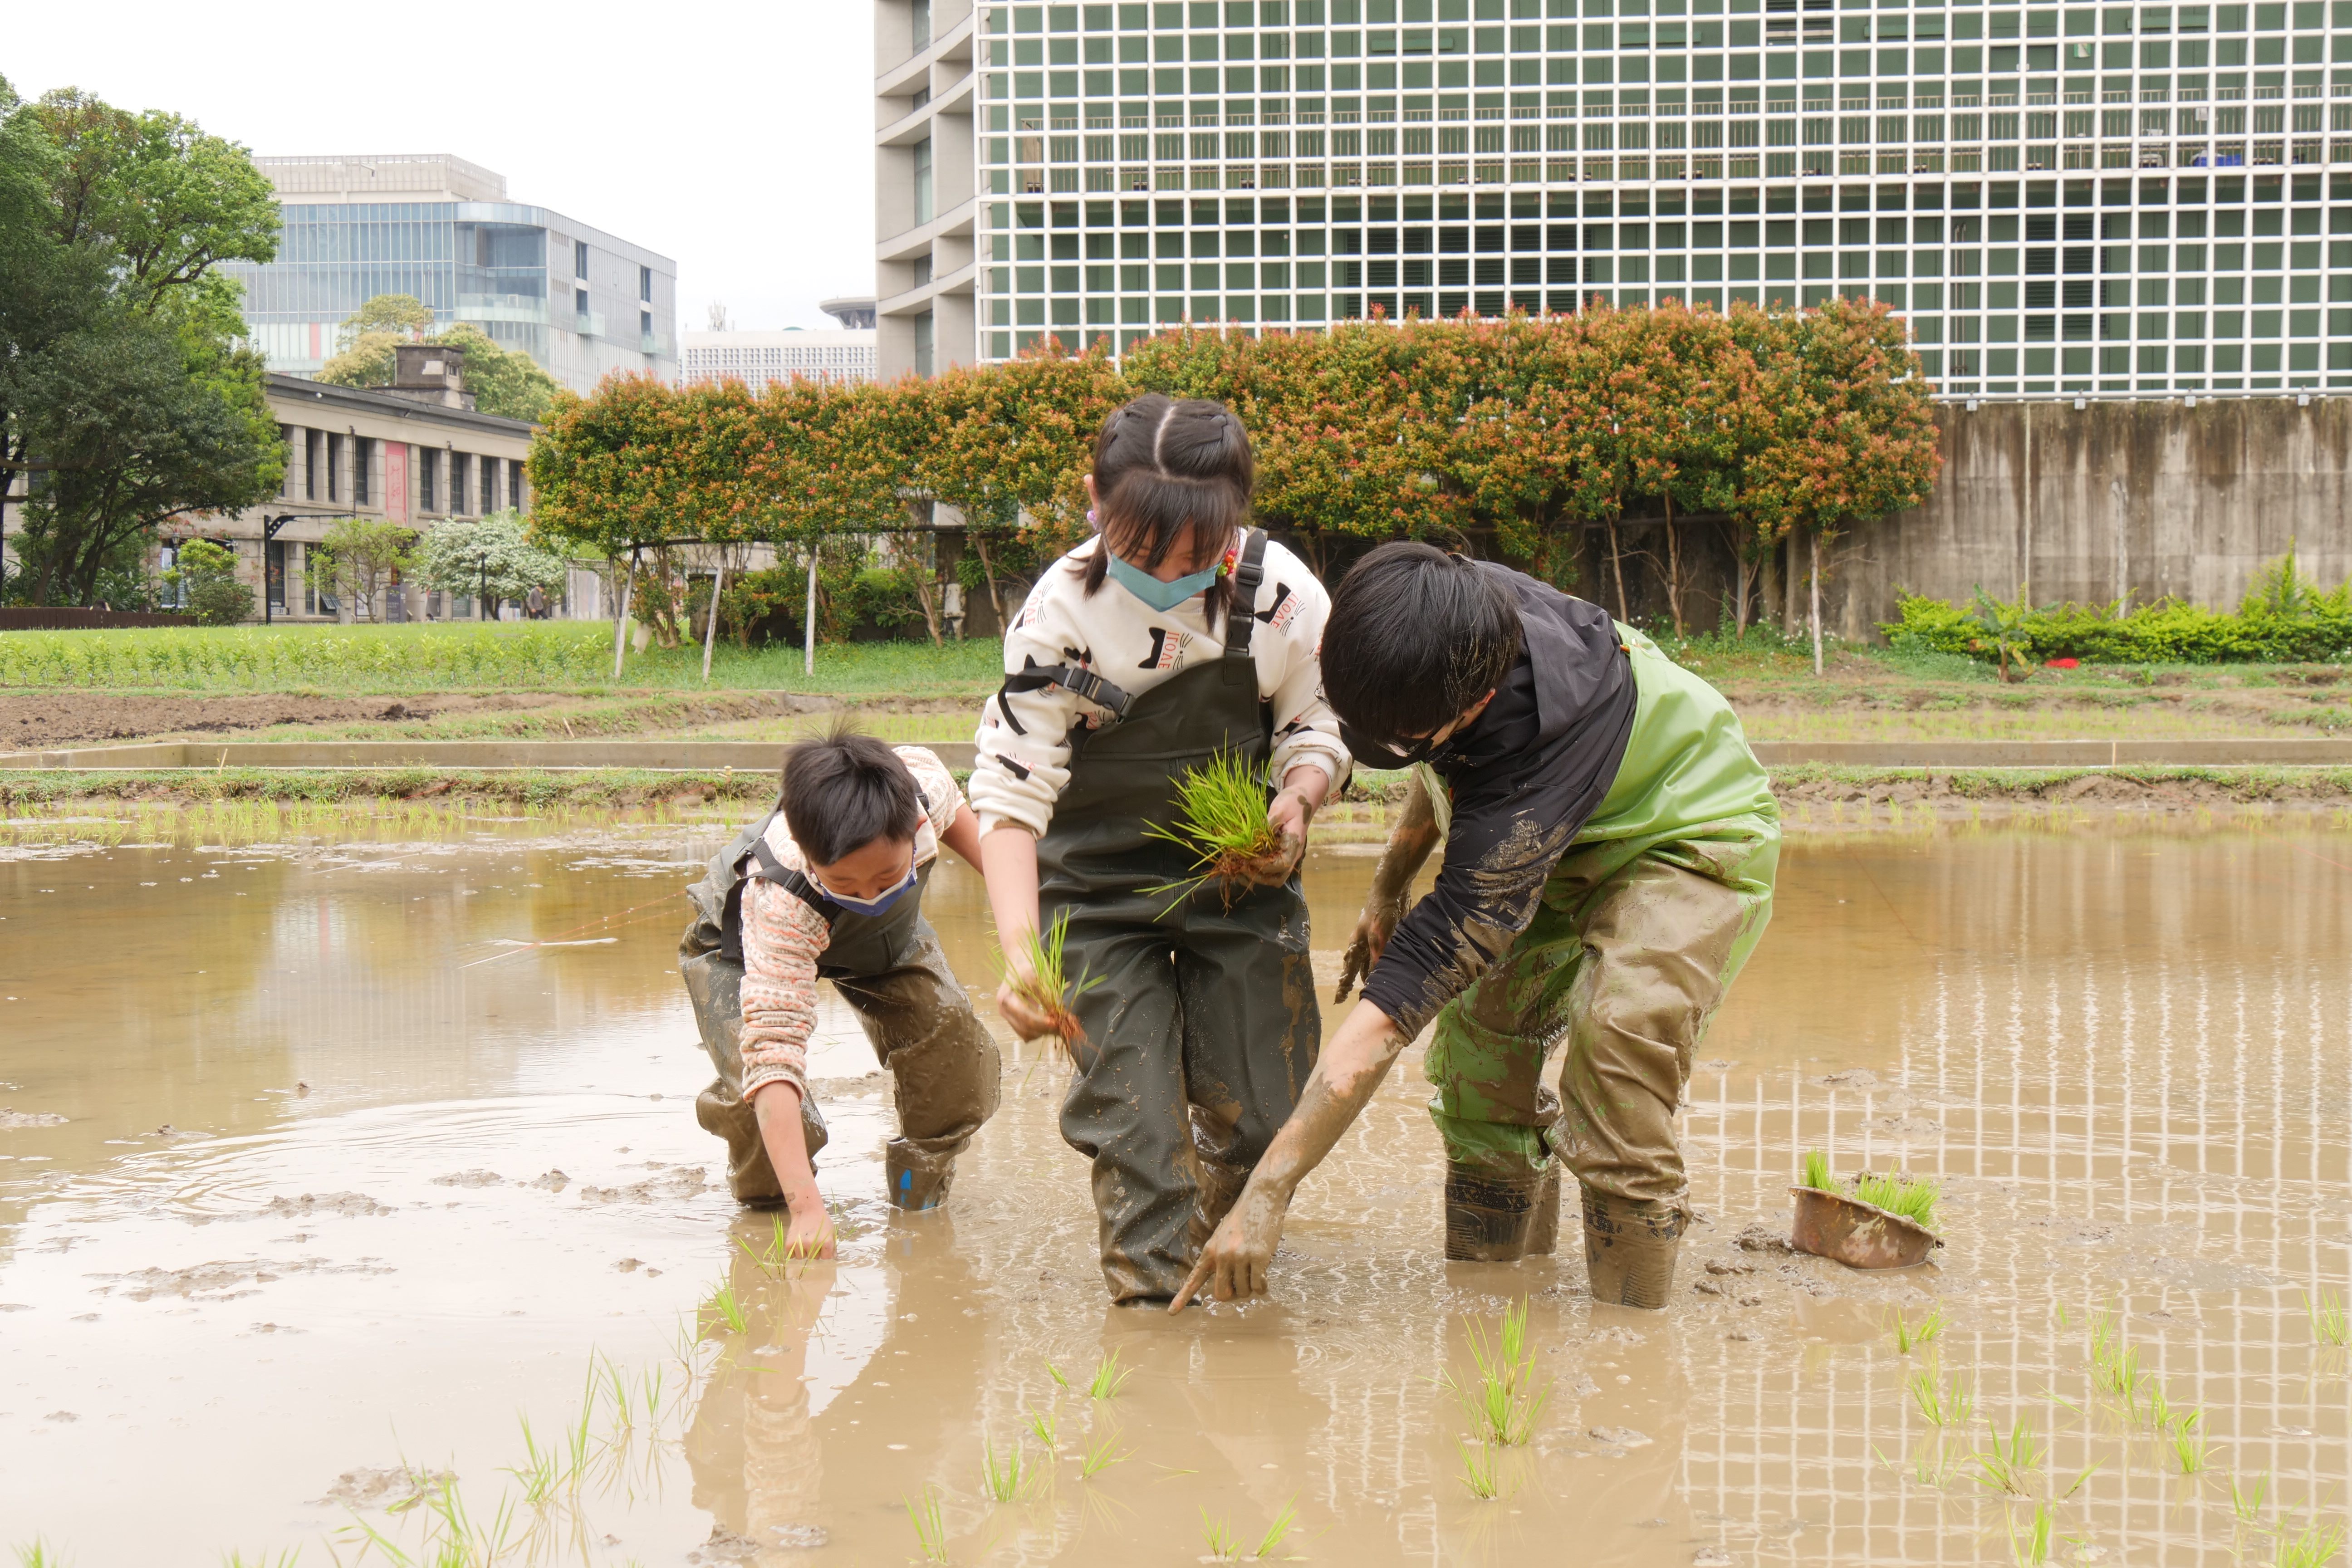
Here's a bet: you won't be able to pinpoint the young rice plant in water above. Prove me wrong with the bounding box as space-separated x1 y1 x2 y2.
1439 1298 1552 1446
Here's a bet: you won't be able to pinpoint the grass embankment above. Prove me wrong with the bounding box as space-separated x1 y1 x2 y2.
0 766 778 811
3 623 2347 747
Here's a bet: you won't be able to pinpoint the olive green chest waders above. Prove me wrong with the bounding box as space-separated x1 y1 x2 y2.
1019 531 1320 1303
679 812 1001 1211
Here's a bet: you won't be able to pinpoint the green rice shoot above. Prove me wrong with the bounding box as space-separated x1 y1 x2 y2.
2308 1288 2349 1347
1254 1495 1300 1558
1026 1406 1060 1452
1000 909 1098 1059
1889 1304 1949 1354
1799 1149 1835 1191
1087 1348 1134 1401
905 1485 951 1564
1143 750 1283 906
1438 1298 1552 1446
1200 1509 1242 1561
1458 1439 1507 1501
2276 1519 2347 1568
1079 1432 1131 1480
2231 1470 2270 1524
978 1436 1030 1504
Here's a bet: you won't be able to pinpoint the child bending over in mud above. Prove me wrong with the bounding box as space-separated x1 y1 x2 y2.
1176 542 1779 1312
973 393 1349 1304
679 724 1000 1258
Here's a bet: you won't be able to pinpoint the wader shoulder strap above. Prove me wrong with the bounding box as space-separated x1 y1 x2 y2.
994 656 1135 736
1221 529 1271 686
745 837 847 929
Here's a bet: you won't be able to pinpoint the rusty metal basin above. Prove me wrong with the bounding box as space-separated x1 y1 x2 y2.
1788 1186 1944 1270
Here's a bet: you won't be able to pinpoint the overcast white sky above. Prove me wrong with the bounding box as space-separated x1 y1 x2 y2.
8 0 877 334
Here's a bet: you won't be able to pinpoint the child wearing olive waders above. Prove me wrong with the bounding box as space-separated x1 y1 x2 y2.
679 726 1001 1257
1175 543 1778 1313
972 394 1348 1305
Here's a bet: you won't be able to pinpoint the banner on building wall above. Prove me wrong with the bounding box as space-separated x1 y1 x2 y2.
386 443 408 524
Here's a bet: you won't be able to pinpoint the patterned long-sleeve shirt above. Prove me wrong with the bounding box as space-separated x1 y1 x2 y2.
969 532 1350 838
738 746 965 1104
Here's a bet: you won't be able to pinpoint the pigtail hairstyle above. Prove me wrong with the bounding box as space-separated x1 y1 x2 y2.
1075 392 1256 628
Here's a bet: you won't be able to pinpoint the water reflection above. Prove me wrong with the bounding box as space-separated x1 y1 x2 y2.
0 811 2346 1563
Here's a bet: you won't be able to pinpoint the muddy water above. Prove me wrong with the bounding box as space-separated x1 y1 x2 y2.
3 811 2349 1564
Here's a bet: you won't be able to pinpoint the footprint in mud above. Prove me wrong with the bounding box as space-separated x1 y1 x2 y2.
314 1466 453 1510
576 1166 710 1204
261 1192 393 1219
527 1170 570 1192
428 1170 505 1188
45 1411 78 1422
1588 1424 1653 1449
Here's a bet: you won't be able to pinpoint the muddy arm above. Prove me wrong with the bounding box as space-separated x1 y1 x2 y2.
1334 771 1444 1003
1171 998 1408 1310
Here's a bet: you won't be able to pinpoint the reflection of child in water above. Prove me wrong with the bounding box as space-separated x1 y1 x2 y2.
679 725 1000 1258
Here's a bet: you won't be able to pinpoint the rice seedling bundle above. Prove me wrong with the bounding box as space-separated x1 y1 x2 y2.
1001 909 1098 1060
1144 751 1284 906
1798 1149 1940 1230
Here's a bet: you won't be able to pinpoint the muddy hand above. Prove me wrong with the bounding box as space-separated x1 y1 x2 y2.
994 977 1059 1042
1171 1185 1291 1312
782 1190 837 1260
1334 904 1399 1004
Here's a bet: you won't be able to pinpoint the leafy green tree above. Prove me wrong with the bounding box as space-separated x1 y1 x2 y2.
318 295 559 423
411 508 568 615
307 516 415 622
160 536 252 625
0 83 281 606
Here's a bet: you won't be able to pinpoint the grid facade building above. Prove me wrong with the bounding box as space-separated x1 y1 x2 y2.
874 0 2352 395
225 155 681 396
681 329 882 389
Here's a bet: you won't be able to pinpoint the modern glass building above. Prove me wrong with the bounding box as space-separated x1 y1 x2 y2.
876 0 2352 395
224 155 680 395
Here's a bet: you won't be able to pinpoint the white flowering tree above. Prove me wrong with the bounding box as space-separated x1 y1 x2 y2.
411 509 569 618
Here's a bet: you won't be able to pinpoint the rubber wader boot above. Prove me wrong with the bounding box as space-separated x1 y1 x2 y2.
1580 1186 1686 1308
1444 1165 1553 1262
1526 1162 1562 1256
886 1146 956 1213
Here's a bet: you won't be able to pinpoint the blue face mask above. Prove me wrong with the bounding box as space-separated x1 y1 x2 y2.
809 863 917 918
1105 549 1223 613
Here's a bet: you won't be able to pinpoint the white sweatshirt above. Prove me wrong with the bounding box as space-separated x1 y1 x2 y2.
970 532 1351 838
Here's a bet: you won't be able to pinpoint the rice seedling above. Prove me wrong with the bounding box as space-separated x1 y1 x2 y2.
2167 1410 2215 1475
1851 1169 1940 1230
1458 1439 1508 1501
1799 1149 1836 1191
14 1542 62 1568
1438 1298 1552 1446
1908 1441 1961 1488
2275 1519 2347 1568
1026 1407 1060 1453
700 1277 748 1336
1088 1348 1133 1401
1970 1415 2046 1498
2232 1471 2271 1524
503 1415 560 1505
999 910 1098 1058
2006 1500 2054 1567
1078 1432 1131 1480
1890 1304 1950 1354
2308 1289 2349 1348
1044 1359 1070 1392
2141 1378 2172 1432
1909 1363 1976 1430
1200 1510 1242 1561
740 1215 795 1281
904 1486 951 1564
1143 751 1284 908
979 1436 1031 1504
1254 1495 1300 1559
603 1355 637 1433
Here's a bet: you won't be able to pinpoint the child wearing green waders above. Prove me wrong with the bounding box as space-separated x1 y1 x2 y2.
1175 542 1778 1312
973 393 1348 1305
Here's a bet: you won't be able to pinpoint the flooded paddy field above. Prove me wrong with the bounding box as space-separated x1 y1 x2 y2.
2 804 2348 1565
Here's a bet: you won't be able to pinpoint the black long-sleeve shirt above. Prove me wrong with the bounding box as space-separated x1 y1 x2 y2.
1359 565 1638 1039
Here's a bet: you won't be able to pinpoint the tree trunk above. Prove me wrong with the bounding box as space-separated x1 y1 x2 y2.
1808 531 1823 678
1606 514 1629 624
610 550 635 682
970 532 1007 629
902 540 944 646
1660 495 1684 636
1783 532 1799 636
1733 550 1754 636
1755 533 1778 639
803 544 818 677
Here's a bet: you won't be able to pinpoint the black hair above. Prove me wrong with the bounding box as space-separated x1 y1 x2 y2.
1075 392 1255 628
778 719 922 867
1322 542 1524 745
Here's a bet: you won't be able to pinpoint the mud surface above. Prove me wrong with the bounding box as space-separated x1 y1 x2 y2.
2 811 2347 1562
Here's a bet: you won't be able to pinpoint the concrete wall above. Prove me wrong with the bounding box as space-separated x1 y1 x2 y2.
1826 396 2352 639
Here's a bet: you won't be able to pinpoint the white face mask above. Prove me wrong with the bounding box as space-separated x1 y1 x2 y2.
808 862 917 917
